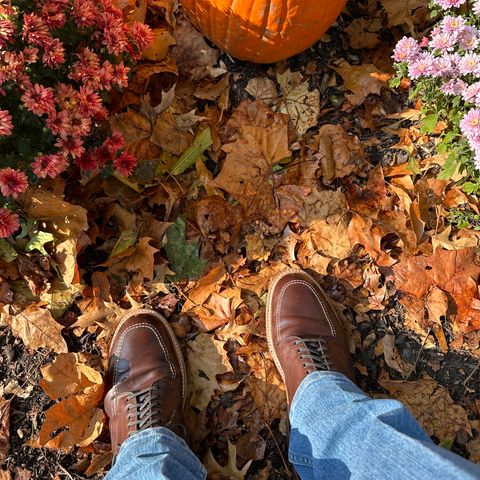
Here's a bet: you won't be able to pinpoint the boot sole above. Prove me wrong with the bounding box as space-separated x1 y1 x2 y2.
109 307 188 411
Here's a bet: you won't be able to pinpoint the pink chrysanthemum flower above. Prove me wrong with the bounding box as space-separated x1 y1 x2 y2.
55 136 85 158
104 131 125 154
75 151 97 172
440 78 467 95
43 38 65 67
432 56 453 77
93 145 113 168
458 26 479 51
114 151 137 176
98 60 114 90
0 109 13 136
103 25 129 56
392 36 421 63
458 53 480 77
77 85 103 117
433 0 466 8
463 83 480 106
0 168 28 198
41 2 67 30
0 208 20 238
474 0 480 15
408 53 435 79
460 109 480 140
440 15 466 34
112 62 130 88
22 13 51 47
72 0 99 29
32 153 68 179
130 22 155 51
429 30 456 52
21 84 55 116
69 111 92 137
46 110 71 138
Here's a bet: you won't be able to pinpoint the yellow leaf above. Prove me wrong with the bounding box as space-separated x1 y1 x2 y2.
142 28 176 61
3 303 67 353
204 440 252 480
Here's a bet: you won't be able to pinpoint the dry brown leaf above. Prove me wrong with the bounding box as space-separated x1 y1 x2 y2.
381 332 414 377
212 101 308 231
186 333 233 410
345 18 381 49
109 110 151 144
467 433 480 463
378 375 471 440
125 237 158 281
245 77 277 105
204 439 252 480
392 248 480 332
172 20 220 81
243 352 287 422
0 398 9 464
3 303 67 353
380 0 428 34
38 353 104 450
235 263 288 297
315 125 366 180
333 60 391 106
150 112 193 155
276 69 320 136
148 0 177 25
142 28 176 62
183 264 227 312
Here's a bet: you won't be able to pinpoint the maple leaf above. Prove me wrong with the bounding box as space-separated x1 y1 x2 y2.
37 353 104 450
276 69 320 136
392 248 480 332
333 60 392 106
164 217 207 281
212 100 309 231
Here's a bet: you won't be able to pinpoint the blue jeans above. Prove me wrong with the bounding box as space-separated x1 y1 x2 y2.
105 372 480 480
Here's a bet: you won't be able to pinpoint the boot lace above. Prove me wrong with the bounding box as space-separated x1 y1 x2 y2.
294 337 331 374
126 383 164 436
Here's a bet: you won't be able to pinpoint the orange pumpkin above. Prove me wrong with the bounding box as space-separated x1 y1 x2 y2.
181 0 347 64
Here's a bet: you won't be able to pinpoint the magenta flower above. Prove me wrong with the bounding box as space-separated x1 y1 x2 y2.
429 31 456 52
114 151 137 177
32 153 68 179
462 83 480 106
21 83 56 116
458 26 479 51
440 78 467 95
440 15 466 34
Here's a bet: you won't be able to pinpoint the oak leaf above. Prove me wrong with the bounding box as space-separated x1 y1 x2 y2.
38 353 104 450
204 440 252 480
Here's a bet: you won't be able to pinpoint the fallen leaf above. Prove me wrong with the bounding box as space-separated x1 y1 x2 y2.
164 217 207 281
142 28 176 61
170 128 213 175
236 263 288 297
186 333 233 410
4 303 67 353
38 353 104 450
380 332 415 377
212 100 308 231
0 398 9 463
345 18 381 49
246 77 277 105
378 375 471 441
204 439 252 480
148 0 177 25
125 237 158 281
276 69 320 136
380 0 428 34
150 112 193 156
315 124 366 180
333 60 391 106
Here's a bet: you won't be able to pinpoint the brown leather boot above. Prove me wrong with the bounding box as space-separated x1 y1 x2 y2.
266 269 355 405
104 308 187 455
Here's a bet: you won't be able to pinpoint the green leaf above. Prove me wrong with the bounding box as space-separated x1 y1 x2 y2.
0 239 17 262
164 217 207 281
462 181 479 195
420 113 439 134
110 230 138 257
438 154 458 179
170 128 213 175
25 231 54 256
389 76 402 88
